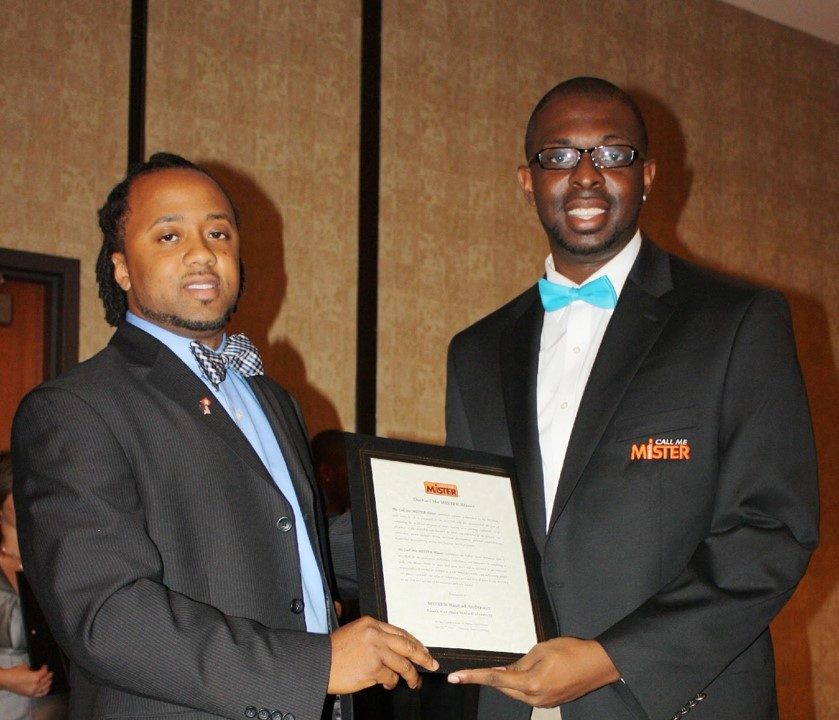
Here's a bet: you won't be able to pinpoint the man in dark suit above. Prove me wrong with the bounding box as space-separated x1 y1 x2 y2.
445 77 818 720
11 153 437 720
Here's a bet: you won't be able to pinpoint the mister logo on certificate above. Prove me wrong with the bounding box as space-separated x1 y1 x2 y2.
345 434 555 673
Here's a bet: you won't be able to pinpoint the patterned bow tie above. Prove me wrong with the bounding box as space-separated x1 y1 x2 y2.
190 333 264 388
538 275 618 312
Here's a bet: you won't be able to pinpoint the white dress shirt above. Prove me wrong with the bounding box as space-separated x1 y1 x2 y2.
531 233 641 720
537 232 641 524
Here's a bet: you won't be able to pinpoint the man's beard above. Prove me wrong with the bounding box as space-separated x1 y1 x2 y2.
547 226 624 256
545 207 640 257
136 300 236 333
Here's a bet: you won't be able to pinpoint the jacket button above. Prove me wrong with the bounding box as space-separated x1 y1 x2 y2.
257 709 270 720
277 516 293 532
284 714 296 720
290 598 304 614
245 708 257 718
270 712 283 720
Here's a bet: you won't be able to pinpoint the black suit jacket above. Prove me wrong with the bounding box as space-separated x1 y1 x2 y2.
12 323 344 720
446 240 818 720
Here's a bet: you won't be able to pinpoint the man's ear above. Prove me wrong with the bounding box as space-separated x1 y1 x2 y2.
517 165 536 207
112 252 131 292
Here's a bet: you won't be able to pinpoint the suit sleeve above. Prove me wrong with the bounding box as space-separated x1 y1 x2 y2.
596 290 819 719
12 386 332 720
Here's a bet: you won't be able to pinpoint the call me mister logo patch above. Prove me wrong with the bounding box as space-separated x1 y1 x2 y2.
630 437 692 460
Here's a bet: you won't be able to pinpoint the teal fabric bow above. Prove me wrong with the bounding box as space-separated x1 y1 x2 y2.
538 275 618 312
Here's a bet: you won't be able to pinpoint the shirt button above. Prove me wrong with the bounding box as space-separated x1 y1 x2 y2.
277 516 293 532
560 402 568 409
572 346 581 354
245 708 257 718
290 598 304 614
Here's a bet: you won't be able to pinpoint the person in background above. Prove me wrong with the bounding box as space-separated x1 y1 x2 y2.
445 76 819 720
0 452 67 720
311 430 358 611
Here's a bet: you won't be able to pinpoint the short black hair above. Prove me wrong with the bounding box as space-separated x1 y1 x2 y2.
95 152 241 326
524 76 649 159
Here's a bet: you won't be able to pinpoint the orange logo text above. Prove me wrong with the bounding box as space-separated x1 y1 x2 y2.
424 481 459 497
630 437 691 461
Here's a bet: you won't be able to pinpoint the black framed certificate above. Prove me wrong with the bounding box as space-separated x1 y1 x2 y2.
345 434 555 673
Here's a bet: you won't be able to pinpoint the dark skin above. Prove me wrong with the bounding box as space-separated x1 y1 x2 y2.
313 436 350 516
517 93 656 285
448 92 656 707
112 169 241 351
112 169 438 692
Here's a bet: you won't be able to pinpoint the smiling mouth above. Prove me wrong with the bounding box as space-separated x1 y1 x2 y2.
566 207 606 219
185 282 217 290
183 274 219 292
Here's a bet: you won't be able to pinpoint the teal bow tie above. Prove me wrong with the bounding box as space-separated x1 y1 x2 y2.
538 275 618 312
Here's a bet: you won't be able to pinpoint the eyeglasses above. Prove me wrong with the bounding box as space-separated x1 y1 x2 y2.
529 145 643 170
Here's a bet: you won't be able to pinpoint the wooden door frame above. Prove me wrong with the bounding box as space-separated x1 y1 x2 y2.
0 248 79 377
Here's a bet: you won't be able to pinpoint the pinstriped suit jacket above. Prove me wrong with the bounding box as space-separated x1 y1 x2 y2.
12 322 344 720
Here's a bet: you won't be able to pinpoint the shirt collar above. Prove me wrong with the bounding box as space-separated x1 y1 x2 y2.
125 312 228 382
544 230 642 296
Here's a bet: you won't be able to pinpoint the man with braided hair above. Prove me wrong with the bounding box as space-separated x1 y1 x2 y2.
13 153 437 720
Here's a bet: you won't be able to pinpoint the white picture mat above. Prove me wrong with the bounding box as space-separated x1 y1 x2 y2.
370 457 538 653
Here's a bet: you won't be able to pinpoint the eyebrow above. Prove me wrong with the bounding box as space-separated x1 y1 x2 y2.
148 214 183 229
147 212 233 230
541 133 631 148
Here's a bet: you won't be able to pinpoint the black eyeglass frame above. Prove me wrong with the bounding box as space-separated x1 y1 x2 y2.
528 144 644 170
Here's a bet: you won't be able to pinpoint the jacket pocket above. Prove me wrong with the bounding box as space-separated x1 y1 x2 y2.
615 405 697 441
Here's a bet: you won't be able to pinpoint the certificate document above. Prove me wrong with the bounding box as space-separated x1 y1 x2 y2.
346 435 554 671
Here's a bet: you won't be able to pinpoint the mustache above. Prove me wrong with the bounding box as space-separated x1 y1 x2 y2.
563 191 612 203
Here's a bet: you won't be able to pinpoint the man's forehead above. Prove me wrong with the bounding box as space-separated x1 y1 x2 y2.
130 167 217 196
530 94 643 147
127 169 231 214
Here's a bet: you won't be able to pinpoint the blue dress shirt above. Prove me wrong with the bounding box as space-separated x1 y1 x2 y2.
126 313 328 633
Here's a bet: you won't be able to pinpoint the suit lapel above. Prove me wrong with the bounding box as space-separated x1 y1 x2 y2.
247 376 317 513
111 324 276 487
547 240 678 532
500 287 548 552
247 376 333 585
112 324 333 610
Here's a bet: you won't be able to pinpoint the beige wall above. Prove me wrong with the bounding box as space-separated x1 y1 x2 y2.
0 0 129 358
1 0 836 717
